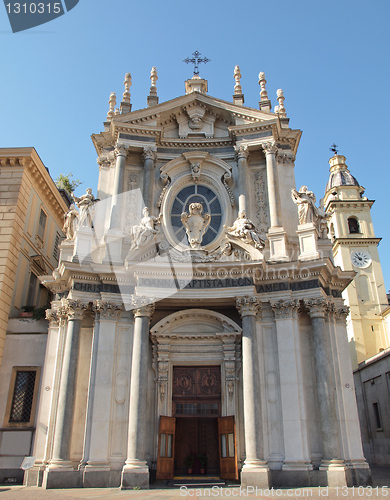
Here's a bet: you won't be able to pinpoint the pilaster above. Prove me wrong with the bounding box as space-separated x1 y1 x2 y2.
82 301 123 488
271 300 312 483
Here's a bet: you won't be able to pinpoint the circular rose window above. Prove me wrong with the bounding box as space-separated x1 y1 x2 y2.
170 185 222 246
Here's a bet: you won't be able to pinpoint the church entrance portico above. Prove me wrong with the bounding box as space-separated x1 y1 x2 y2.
151 310 242 481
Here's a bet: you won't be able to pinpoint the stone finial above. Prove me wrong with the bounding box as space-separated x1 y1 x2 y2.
148 67 159 107
150 67 158 89
233 65 244 105
114 108 120 115
275 89 286 117
107 92 116 121
258 72 268 100
258 71 271 111
122 73 132 103
120 73 132 114
234 65 242 94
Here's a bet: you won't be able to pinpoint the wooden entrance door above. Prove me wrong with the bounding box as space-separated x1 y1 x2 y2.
156 416 176 480
218 416 238 480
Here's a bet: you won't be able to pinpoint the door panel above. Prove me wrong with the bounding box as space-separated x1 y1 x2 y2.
156 416 176 480
218 415 238 480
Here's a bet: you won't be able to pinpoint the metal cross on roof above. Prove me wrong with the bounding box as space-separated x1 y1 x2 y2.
330 143 339 155
183 51 210 76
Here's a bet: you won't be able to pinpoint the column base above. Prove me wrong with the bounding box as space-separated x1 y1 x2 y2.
42 468 81 489
267 227 289 263
83 463 111 488
121 461 149 489
241 461 270 489
319 460 348 487
345 460 372 486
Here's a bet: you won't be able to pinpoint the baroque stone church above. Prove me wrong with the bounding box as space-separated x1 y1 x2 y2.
25 64 374 489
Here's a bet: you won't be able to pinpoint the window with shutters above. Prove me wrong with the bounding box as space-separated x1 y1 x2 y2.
37 209 47 240
53 231 61 260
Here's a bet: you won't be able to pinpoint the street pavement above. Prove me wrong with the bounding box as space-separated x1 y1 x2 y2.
0 466 388 500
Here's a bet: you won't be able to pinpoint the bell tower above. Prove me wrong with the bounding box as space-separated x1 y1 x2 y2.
323 154 389 367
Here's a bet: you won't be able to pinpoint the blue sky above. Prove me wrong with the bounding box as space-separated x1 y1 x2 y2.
1 0 389 294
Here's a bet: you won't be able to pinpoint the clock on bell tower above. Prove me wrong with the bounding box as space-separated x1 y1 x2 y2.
323 154 389 368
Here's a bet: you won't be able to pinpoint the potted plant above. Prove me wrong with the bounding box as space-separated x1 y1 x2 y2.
20 306 34 318
197 453 207 474
185 454 195 474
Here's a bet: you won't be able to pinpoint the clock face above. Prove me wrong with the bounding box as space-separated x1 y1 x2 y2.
351 250 372 269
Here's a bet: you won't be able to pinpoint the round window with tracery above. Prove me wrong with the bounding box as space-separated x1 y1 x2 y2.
170 184 222 246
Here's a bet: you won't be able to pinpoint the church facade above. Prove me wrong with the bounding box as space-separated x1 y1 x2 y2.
25 67 372 489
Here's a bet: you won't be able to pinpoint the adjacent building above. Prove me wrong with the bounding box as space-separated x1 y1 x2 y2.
0 148 68 483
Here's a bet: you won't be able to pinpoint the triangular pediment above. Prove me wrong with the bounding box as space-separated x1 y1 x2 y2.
110 92 278 142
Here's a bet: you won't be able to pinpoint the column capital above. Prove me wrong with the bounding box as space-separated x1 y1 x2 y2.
236 295 260 317
97 154 114 169
131 296 155 318
45 308 61 325
142 146 157 162
271 299 299 319
114 143 129 158
276 150 296 164
304 297 330 319
61 299 88 321
234 144 250 161
262 140 277 155
92 300 123 320
335 305 350 324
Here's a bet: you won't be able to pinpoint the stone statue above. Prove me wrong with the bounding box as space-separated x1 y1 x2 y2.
225 210 265 251
63 204 79 240
71 188 99 228
291 185 318 224
181 202 211 249
129 207 161 250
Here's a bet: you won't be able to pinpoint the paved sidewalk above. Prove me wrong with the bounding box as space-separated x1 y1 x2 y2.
0 466 388 500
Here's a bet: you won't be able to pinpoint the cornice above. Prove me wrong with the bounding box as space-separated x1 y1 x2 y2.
0 148 68 225
333 238 381 249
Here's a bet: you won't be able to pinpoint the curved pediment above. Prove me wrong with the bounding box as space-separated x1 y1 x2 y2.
150 308 241 338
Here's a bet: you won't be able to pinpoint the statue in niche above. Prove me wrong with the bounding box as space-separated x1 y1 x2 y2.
291 185 318 224
71 188 99 228
63 204 79 240
181 202 211 249
225 210 265 251
129 207 161 250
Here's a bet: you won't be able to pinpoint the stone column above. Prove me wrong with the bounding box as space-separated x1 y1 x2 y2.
142 147 157 213
234 145 250 213
305 298 347 487
83 301 123 488
43 300 87 489
121 297 155 489
262 141 281 228
236 296 270 489
110 143 129 229
271 300 312 481
262 141 289 262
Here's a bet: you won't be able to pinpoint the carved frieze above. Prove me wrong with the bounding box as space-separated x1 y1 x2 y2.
254 170 269 237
